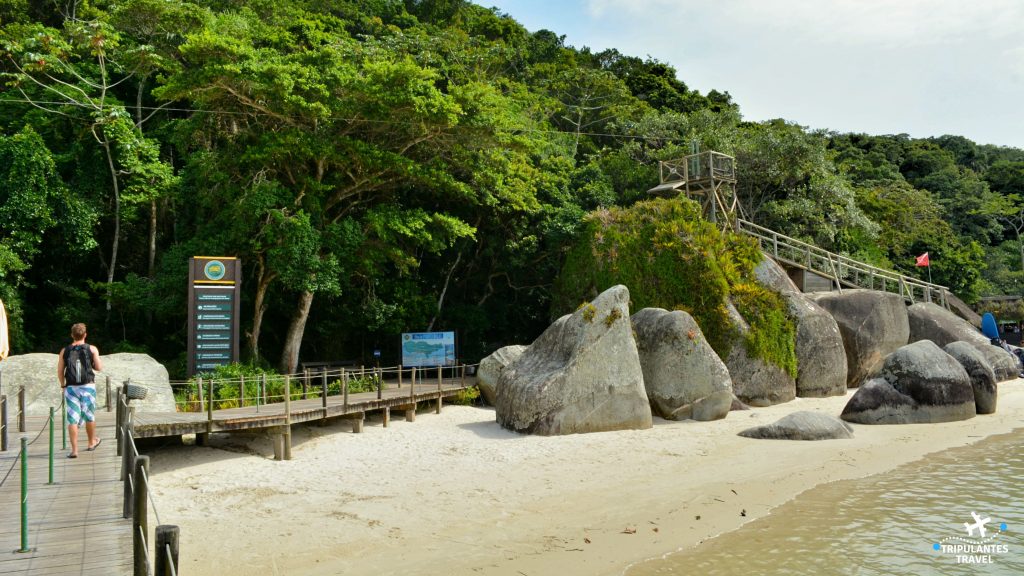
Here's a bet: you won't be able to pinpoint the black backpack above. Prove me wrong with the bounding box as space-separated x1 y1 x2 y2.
63 344 95 386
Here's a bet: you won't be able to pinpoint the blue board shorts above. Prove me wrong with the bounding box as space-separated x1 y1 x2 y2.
64 385 97 426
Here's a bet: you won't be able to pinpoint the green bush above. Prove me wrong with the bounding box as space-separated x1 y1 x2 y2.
552 197 796 375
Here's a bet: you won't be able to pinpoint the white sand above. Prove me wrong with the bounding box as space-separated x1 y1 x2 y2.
149 380 1024 576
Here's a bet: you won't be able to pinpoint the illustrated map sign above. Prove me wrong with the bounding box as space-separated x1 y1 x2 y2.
187 257 241 375
401 332 456 367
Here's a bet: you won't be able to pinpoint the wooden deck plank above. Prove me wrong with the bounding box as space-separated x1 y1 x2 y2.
0 415 131 576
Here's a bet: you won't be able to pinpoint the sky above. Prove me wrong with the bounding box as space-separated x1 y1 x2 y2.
473 0 1024 149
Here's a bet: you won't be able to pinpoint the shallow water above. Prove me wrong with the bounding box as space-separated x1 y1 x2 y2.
629 429 1024 575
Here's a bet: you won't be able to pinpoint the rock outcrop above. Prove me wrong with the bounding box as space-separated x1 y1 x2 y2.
840 340 976 424
0 352 175 415
943 341 997 415
725 302 796 407
477 345 527 406
906 302 1018 382
808 290 909 387
631 308 732 421
738 411 854 440
752 257 847 397
786 292 847 397
496 285 652 435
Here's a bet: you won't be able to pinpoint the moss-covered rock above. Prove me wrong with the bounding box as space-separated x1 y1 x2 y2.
552 197 797 377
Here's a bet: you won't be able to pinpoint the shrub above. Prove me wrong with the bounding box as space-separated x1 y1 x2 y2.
552 197 796 374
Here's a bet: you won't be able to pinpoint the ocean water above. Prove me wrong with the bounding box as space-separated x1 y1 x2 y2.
629 429 1024 575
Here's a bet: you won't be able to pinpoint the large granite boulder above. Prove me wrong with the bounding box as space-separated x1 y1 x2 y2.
808 290 909 387
98 353 175 413
907 302 1018 382
0 352 175 415
631 308 732 421
840 340 976 424
753 255 799 293
496 285 652 435
725 302 796 407
738 411 854 440
943 341 997 414
751 257 846 397
785 292 847 397
477 345 527 406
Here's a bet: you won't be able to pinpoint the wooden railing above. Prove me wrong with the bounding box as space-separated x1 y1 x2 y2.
118 389 180 576
736 219 950 308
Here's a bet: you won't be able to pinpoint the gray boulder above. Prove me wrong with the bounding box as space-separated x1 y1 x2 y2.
496 285 652 435
751 257 846 397
907 302 1018 382
477 345 527 406
738 411 854 440
725 302 796 407
840 340 976 424
943 341 997 414
785 292 847 397
753 255 799 293
0 352 175 416
808 290 909 387
631 308 732 421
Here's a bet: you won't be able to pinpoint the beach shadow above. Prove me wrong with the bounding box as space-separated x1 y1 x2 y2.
457 418 526 440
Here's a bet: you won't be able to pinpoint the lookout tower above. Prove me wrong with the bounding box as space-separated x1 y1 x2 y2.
646 149 741 227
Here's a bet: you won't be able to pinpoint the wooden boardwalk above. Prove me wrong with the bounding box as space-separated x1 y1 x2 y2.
132 377 477 439
0 415 131 576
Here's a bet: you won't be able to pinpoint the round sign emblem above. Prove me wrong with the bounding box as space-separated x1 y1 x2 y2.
204 260 226 281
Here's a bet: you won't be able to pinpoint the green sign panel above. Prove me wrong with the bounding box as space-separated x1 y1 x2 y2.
196 343 231 350
198 294 232 302
197 303 231 312
197 323 231 331
197 314 231 321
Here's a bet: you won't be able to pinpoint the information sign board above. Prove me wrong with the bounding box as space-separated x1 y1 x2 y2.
401 332 456 367
187 257 241 375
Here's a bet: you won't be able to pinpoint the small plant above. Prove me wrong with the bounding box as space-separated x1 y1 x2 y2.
604 307 622 327
580 303 597 323
451 386 481 405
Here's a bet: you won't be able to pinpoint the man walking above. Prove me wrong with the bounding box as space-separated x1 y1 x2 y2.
56 323 103 458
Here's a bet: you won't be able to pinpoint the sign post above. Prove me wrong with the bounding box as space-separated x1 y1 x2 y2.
187 257 241 376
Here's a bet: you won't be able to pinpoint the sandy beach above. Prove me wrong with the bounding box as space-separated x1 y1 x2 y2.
148 380 1024 576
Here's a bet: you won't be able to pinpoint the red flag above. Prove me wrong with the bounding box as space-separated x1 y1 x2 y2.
915 252 930 267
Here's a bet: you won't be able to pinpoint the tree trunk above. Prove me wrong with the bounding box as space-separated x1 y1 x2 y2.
248 262 276 363
148 199 157 279
101 139 121 321
279 290 314 375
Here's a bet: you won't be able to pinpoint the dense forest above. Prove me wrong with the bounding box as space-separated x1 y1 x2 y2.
4 0 1024 377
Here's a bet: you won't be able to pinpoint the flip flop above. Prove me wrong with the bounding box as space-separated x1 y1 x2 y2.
86 439 102 451
67 453 77 459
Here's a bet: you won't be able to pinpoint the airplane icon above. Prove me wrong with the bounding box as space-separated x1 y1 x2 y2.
964 512 992 537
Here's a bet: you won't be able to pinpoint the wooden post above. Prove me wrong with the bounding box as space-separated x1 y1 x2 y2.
376 368 382 400
262 373 268 405
410 367 416 404
461 363 466 386
123 426 136 517
302 368 309 400
207 379 214 435
155 525 180 576
284 375 292 460
106 375 112 412
343 370 349 410
382 406 390 428
436 365 442 414
273 432 285 461
18 386 25 432
398 364 403 388
1 395 7 452
239 375 245 408
133 455 151 576
197 376 205 414
321 370 328 414
115 388 123 455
